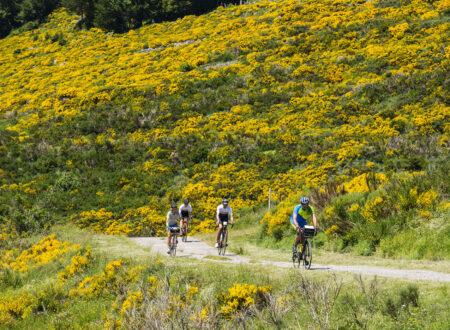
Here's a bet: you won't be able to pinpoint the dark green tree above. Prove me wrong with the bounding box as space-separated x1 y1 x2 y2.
0 0 20 37
61 0 96 27
161 0 192 21
16 0 61 24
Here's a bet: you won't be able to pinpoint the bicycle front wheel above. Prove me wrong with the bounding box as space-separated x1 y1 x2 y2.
170 235 177 256
221 230 228 256
182 223 187 242
302 240 312 269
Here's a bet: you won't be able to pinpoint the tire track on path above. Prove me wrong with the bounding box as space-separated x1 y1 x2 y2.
130 237 450 282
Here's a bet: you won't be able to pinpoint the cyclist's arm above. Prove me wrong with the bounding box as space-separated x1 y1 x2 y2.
312 213 317 228
293 213 299 228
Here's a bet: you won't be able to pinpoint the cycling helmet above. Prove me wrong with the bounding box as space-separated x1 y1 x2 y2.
300 197 310 205
222 198 229 205
183 199 189 204
171 203 178 208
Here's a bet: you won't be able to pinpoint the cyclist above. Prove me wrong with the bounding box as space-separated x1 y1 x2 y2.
179 199 193 232
291 197 318 256
166 203 181 254
215 198 234 248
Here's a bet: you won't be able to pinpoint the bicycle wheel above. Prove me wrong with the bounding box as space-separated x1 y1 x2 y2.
217 232 223 255
292 250 298 268
170 234 177 256
182 222 187 242
302 240 312 269
295 246 302 268
221 229 228 256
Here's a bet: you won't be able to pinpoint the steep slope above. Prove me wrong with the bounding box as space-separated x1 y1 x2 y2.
0 0 448 245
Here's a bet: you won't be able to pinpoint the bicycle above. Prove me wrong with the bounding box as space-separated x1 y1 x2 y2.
168 227 180 256
292 225 316 269
180 217 189 242
217 221 233 255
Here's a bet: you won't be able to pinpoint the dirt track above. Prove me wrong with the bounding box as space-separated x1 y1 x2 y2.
130 237 450 282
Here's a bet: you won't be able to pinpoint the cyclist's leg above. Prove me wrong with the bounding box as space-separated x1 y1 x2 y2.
291 222 299 252
216 222 223 245
167 229 171 249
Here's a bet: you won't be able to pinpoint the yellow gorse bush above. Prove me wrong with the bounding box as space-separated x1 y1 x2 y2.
0 292 33 325
57 247 92 282
69 259 142 298
1 235 79 273
219 282 270 318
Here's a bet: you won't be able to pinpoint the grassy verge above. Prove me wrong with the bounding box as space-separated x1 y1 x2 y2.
1 225 449 329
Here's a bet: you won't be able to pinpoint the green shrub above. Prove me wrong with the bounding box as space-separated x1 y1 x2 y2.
378 223 449 260
353 239 374 256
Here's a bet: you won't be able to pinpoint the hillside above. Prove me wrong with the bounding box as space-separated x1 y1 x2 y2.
0 0 449 327
0 0 449 255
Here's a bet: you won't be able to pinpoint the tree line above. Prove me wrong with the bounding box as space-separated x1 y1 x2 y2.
0 0 241 37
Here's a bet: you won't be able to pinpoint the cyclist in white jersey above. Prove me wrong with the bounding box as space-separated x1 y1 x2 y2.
179 199 193 223
215 198 234 247
166 204 181 254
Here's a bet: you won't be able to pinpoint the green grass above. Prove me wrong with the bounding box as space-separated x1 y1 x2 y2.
1 225 449 329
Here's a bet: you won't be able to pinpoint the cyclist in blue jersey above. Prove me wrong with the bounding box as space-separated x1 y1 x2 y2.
291 197 318 253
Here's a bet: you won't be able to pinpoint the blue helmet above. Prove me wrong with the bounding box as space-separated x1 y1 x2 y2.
300 197 310 205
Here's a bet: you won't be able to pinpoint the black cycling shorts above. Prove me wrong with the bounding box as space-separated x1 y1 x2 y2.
218 213 229 223
181 210 189 218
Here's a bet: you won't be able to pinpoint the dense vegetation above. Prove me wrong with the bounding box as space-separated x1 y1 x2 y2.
0 226 448 328
1 0 448 257
0 0 241 37
0 1 449 327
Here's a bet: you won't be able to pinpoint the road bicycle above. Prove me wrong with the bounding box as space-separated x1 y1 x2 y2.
168 227 180 256
292 225 316 269
180 217 189 242
217 221 233 255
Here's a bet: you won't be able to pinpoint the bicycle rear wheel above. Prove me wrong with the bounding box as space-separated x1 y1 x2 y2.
302 240 312 269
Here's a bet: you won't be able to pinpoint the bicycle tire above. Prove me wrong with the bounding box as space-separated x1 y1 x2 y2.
170 233 177 256
302 240 312 269
292 250 299 268
182 220 188 242
217 231 223 255
296 246 302 268
221 229 228 255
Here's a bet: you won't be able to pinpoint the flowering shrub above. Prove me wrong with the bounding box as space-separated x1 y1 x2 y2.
219 282 270 318
69 259 142 298
0 292 33 325
57 247 92 282
1 235 79 273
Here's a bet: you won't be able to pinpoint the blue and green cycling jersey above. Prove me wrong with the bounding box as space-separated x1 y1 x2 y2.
290 205 315 227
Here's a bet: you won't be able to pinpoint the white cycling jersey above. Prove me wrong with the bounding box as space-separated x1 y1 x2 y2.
216 205 233 215
179 204 192 215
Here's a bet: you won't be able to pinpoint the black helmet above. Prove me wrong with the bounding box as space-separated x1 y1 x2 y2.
183 199 189 204
222 198 229 205
171 203 178 208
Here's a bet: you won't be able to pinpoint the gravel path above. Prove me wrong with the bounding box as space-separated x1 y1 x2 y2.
130 237 450 282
